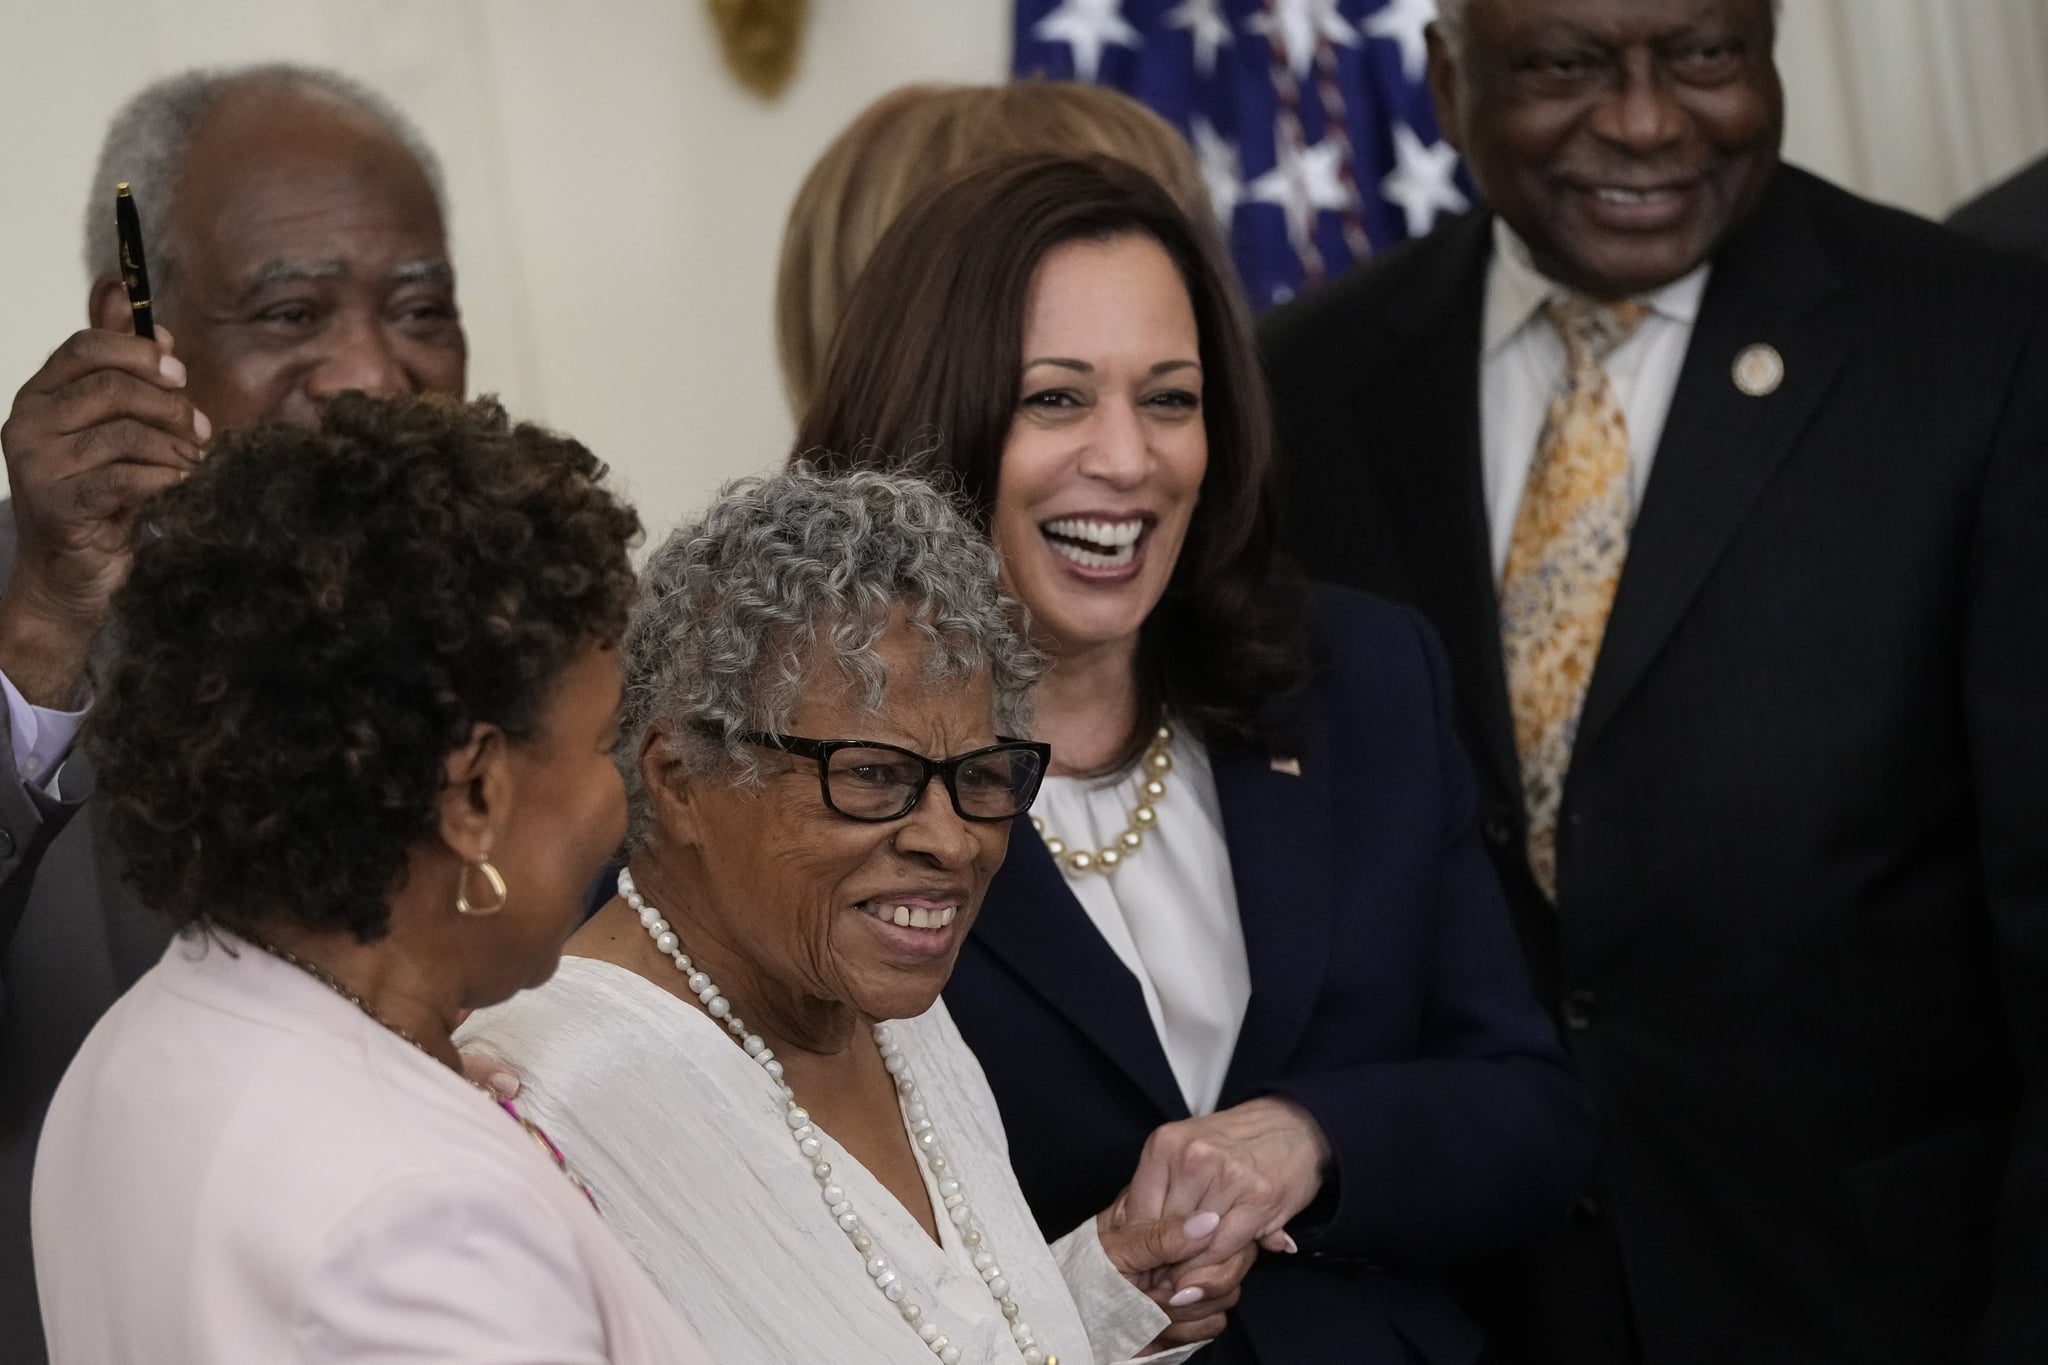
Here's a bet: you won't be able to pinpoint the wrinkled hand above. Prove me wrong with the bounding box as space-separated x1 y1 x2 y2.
1124 1096 1330 1274
0 326 208 704
1096 1204 1251 1349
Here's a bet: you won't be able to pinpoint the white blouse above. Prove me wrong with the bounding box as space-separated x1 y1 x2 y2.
460 957 1191 1365
1031 728 1251 1116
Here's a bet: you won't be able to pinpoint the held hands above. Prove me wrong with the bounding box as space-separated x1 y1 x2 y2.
1124 1096 1331 1273
1081 1098 1332 1351
1096 1204 1253 1349
0 326 209 705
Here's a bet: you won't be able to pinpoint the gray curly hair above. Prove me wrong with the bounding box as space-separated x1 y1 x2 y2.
619 465 1044 851
83 63 445 302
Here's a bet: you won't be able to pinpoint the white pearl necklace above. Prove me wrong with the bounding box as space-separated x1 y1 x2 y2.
1031 724 1173 877
619 868 1057 1365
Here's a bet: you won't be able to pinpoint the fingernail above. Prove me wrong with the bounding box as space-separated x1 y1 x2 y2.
1277 1233 1299 1254
485 1070 519 1099
193 410 212 442
1183 1211 1221 1239
159 355 187 386
1168 1287 1205 1307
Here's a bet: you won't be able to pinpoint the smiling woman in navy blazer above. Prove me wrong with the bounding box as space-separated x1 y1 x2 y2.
799 153 1594 1365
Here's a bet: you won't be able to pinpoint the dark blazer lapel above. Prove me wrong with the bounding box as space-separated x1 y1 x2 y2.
1577 170 1853 753
971 828 1187 1117
1373 214 1522 802
1216 703 1337 1101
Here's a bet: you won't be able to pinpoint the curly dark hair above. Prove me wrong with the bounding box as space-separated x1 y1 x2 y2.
85 393 641 942
796 154 1305 773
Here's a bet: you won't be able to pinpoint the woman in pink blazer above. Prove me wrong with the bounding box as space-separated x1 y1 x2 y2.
31 394 716 1365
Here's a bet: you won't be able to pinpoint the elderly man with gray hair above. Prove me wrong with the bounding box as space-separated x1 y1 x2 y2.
0 63 464 1361
460 465 1254 1365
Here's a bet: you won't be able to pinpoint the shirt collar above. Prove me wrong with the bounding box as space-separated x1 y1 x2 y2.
1483 218 1712 356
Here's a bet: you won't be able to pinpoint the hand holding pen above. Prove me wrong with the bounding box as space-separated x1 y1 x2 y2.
0 183 211 708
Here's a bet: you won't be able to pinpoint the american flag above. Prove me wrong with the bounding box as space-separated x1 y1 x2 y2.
1014 0 1470 310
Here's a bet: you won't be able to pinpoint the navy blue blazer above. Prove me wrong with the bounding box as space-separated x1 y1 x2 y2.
944 586 1595 1365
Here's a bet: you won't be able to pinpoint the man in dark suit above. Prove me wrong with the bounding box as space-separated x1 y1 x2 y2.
1949 149 2048 260
0 64 466 1361
1258 1 2048 1362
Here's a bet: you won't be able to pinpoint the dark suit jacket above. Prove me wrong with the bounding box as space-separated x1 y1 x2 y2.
945 586 1596 1365
0 508 167 1365
1949 151 2048 260
1257 166 2048 1365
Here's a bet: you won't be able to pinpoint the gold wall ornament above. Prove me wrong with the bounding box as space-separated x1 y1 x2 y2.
707 0 811 100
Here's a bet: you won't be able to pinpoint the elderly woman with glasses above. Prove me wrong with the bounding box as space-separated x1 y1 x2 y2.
460 466 1248 1365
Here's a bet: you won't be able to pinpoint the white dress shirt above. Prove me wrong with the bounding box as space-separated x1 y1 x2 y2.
1481 220 1713 579
462 958 1191 1365
1031 728 1251 1117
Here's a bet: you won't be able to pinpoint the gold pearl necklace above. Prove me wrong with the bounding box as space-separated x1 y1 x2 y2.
1031 724 1172 877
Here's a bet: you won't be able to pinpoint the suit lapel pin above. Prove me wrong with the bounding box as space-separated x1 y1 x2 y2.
1733 343 1785 397
1270 755 1302 777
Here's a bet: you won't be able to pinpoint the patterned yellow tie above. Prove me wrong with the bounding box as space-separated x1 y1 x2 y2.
1500 294 1649 902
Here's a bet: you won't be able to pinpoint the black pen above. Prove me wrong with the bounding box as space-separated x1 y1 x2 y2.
115 182 155 341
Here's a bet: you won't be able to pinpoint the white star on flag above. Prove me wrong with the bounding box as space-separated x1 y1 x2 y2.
1247 0 1360 80
1249 135 1353 257
1191 117 1242 224
1381 122 1468 236
1363 0 1437 82
1032 0 1142 84
1165 0 1234 76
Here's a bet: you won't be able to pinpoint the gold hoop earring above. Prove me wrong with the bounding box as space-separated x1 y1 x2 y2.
456 859 508 916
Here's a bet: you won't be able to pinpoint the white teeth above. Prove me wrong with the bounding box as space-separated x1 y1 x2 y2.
1043 517 1145 549
1042 517 1145 571
1050 540 1136 570
1595 187 1666 203
859 902 960 930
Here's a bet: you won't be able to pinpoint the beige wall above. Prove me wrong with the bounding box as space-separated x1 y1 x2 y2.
1 2 2043 534
1776 1 2048 216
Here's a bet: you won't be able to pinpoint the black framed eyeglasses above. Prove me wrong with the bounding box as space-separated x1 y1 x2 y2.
722 728 1051 823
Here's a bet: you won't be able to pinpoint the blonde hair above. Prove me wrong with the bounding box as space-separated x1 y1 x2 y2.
775 81 1214 415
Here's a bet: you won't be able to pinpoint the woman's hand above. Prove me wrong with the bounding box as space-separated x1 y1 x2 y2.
459 1045 523 1100
1123 1096 1331 1269
1096 1206 1252 1348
